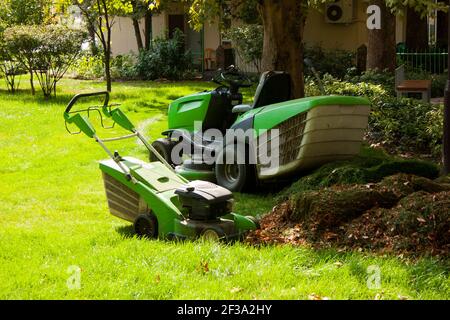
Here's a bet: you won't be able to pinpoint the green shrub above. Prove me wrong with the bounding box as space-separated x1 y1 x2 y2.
70 54 104 80
110 54 137 80
70 54 137 80
405 68 447 98
344 68 447 98
305 74 389 101
0 29 25 93
306 75 444 158
135 29 193 80
369 96 443 157
424 105 444 157
4 24 85 98
345 68 395 96
303 45 355 79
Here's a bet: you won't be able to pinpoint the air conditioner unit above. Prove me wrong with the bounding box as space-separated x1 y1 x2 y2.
325 0 354 24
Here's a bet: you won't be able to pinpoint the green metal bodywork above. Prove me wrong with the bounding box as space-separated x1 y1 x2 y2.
238 95 370 131
169 93 370 135
168 92 212 131
99 157 256 239
169 92 371 182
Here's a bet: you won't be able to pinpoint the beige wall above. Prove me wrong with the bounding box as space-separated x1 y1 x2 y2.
396 10 407 43
111 12 219 57
152 13 167 39
110 1 407 57
110 16 142 56
304 1 407 51
111 15 169 56
304 1 368 51
203 20 221 50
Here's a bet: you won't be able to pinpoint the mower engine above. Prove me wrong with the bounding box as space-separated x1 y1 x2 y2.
175 181 234 220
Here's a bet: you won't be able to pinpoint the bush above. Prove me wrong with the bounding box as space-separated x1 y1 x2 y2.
70 53 137 80
110 54 137 80
69 54 104 80
405 67 447 98
369 96 443 157
135 29 193 80
305 74 389 101
346 67 448 98
3 24 85 98
303 45 355 79
0 29 25 93
344 68 395 96
306 75 443 157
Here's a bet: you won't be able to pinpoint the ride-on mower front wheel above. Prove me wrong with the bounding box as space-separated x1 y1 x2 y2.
134 213 158 238
215 144 255 192
149 138 175 166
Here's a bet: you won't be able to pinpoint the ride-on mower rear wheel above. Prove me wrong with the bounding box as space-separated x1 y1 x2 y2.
134 213 158 238
149 138 175 166
215 144 255 192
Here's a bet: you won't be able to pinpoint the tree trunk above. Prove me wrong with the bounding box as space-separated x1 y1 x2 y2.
406 8 428 50
258 0 306 98
104 42 112 92
29 71 35 95
442 0 450 174
367 0 396 71
144 11 152 50
132 18 144 51
87 23 99 56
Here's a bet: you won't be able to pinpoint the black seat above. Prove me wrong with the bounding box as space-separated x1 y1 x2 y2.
253 71 292 109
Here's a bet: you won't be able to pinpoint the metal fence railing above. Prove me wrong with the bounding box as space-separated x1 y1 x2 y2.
396 48 448 74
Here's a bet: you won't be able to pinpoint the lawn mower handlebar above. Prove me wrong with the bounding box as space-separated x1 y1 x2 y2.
65 91 110 113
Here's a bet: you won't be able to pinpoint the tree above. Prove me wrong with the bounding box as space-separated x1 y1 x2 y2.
0 0 55 94
367 0 396 71
443 0 449 175
74 0 133 92
406 7 428 50
0 30 24 93
129 0 154 51
157 0 321 99
3 26 42 95
33 25 86 98
257 0 307 98
0 0 51 26
3 25 85 98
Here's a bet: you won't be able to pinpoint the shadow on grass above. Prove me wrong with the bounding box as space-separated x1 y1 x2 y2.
116 225 135 239
0 88 83 106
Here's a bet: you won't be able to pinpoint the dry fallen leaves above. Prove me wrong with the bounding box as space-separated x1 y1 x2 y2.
198 261 209 274
245 175 450 257
308 293 330 300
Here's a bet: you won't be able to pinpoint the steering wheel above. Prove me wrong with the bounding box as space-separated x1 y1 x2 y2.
214 66 253 89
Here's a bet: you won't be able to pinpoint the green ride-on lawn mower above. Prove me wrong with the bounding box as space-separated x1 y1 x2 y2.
149 66 371 192
63 92 259 241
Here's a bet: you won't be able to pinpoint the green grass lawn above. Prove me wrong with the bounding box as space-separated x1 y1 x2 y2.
0 78 448 299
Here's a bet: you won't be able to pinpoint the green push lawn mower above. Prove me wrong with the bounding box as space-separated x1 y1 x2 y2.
150 66 371 192
63 92 259 241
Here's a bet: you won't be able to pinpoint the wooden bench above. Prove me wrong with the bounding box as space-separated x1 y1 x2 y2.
395 65 431 102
